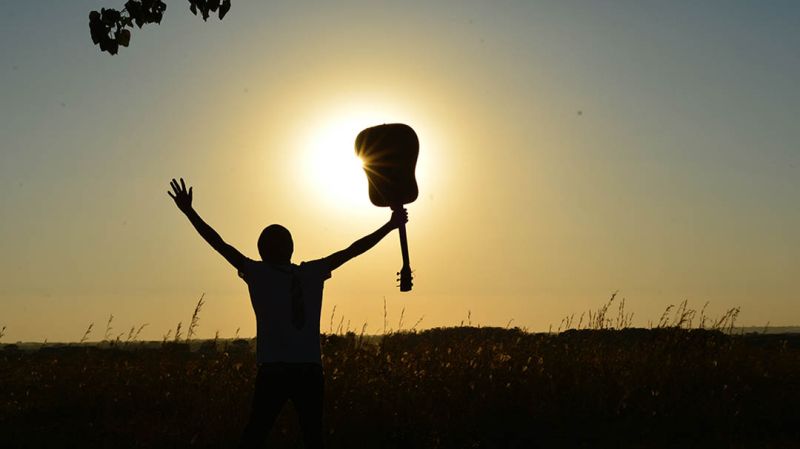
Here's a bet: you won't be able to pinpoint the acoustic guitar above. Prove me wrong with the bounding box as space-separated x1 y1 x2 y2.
355 123 419 292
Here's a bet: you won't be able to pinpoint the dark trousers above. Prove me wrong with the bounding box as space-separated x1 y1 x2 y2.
239 363 325 449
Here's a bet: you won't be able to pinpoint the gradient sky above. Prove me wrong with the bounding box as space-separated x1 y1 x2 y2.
1 1 798 342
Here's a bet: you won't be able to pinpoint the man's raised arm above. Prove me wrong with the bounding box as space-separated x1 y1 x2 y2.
324 208 408 272
167 178 249 271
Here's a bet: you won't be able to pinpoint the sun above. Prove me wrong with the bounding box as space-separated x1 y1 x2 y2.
301 113 382 209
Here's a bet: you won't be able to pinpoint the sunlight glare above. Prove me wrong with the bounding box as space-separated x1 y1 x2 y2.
302 113 382 210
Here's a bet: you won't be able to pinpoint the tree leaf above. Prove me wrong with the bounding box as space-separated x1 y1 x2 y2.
219 0 231 20
101 8 121 25
116 29 131 47
99 38 119 55
89 12 104 44
125 0 142 19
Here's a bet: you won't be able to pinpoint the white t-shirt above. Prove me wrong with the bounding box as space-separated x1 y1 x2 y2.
238 258 331 364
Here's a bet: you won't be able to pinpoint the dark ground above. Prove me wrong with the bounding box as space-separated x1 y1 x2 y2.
1 328 799 449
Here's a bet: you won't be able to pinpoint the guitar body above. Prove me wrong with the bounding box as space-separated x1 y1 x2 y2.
355 123 419 208
355 123 418 291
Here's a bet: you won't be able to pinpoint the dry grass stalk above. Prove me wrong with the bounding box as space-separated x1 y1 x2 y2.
398 307 406 332
712 307 740 333
103 314 114 341
329 304 337 334
133 323 148 341
174 322 183 342
699 302 710 329
657 305 674 328
383 297 388 335
336 315 345 335
79 323 93 344
186 293 205 341
615 297 634 329
411 316 425 332
358 322 368 347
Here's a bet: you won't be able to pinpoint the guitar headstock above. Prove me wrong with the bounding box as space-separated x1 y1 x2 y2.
397 266 413 292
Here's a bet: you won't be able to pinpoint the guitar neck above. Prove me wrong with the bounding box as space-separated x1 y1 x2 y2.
392 205 412 292
397 221 410 269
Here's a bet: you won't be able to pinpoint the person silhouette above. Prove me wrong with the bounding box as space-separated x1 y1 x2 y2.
167 178 407 449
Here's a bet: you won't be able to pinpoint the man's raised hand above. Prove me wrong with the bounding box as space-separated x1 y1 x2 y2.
388 207 409 230
168 178 193 214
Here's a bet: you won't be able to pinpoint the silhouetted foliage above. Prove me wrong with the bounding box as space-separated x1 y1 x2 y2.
89 0 231 55
2 328 799 448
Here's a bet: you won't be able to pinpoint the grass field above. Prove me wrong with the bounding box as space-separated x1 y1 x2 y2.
2 299 799 448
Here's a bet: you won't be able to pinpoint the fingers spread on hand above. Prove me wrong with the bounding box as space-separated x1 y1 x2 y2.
180 178 186 192
188 186 193 198
168 191 176 199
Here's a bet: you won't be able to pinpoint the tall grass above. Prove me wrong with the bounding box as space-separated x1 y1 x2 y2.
1 294 798 448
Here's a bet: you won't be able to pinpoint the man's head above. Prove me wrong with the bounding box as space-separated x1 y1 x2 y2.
258 224 293 264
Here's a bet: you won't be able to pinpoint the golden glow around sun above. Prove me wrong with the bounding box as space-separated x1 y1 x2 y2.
301 112 386 209
296 99 438 214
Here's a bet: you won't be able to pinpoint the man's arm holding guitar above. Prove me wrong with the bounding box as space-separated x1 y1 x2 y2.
324 208 408 272
167 178 249 272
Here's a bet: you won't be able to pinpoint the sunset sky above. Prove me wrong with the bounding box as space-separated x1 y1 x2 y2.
1 1 798 342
